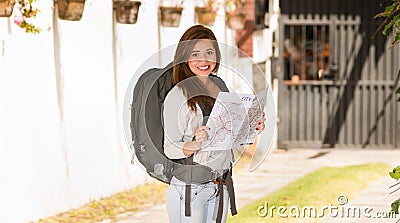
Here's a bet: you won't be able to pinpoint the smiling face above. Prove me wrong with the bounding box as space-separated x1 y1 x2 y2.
187 40 217 77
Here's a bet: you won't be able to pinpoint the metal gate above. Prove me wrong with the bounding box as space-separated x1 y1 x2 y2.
277 0 400 148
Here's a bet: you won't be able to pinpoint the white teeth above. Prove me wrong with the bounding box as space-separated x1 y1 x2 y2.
198 65 209 70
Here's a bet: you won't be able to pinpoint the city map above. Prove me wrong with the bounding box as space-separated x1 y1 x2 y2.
202 89 267 151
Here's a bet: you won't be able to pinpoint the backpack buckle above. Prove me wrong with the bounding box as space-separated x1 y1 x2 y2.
211 170 220 181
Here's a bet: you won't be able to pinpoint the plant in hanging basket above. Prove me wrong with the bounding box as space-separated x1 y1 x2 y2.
159 0 184 27
0 0 15 17
226 13 245 29
225 0 246 30
13 0 41 34
195 0 219 26
114 0 141 24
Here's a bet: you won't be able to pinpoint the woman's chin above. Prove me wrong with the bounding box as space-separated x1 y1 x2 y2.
196 73 211 77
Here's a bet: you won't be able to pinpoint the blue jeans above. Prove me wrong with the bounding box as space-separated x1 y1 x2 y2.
166 176 229 223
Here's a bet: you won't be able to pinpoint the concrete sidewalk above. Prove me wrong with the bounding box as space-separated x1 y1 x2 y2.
104 148 400 223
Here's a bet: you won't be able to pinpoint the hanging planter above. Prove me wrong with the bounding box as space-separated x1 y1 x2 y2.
114 0 141 24
225 0 246 30
13 0 41 34
195 6 216 26
159 6 183 27
57 0 86 21
226 13 245 30
0 0 15 17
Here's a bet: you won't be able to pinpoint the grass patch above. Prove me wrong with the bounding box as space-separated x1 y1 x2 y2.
34 182 167 223
227 162 392 223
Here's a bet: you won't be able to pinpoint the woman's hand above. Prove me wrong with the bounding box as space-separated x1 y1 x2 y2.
195 126 210 143
256 112 266 134
183 126 210 157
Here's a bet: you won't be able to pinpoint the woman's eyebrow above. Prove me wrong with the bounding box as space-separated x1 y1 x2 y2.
191 48 214 53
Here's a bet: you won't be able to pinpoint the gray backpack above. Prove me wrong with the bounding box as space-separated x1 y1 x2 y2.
129 62 237 220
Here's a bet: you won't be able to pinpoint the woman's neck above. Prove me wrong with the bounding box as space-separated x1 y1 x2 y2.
200 76 220 98
198 76 210 86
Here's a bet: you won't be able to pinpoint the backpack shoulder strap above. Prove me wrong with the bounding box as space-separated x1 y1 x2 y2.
157 62 174 100
209 74 229 92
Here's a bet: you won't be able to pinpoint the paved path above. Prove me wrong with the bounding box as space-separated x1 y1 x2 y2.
101 148 400 223
320 176 399 223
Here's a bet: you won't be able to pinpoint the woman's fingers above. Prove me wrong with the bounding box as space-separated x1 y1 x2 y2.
256 116 266 133
256 117 266 128
256 124 263 131
195 126 210 134
195 126 210 142
199 126 210 131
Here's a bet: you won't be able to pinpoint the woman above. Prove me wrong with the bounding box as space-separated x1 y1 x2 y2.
163 25 265 223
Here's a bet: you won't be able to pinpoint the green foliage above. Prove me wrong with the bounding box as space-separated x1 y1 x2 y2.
389 166 400 215
391 198 400 214
374 0 400 47
375 2 400 104
389 166 400 180
13 0 41 34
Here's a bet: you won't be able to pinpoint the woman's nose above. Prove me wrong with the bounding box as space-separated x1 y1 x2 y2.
199 52 207 60
203 53 215 61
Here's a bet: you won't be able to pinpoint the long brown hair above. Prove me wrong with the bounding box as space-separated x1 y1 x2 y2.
172 25 221 113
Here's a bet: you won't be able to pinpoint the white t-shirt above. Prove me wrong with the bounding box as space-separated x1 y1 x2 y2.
162 85 232 173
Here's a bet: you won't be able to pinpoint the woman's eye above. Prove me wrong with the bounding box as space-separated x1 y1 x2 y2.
207 51 214 56
191 53 199 57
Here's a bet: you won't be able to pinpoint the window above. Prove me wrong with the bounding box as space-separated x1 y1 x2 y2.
254 0 268 30
283 25 330 81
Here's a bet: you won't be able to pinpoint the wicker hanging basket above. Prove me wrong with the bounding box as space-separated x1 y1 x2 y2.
226 13 245 30
114 0 141 24
159 6 183 27
0 0 15 17
195 7 216 26
57 0 86 21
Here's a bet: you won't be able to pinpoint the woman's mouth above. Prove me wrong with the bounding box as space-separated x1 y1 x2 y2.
197 65 210 71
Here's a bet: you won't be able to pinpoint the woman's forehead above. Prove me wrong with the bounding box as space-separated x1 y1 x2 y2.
192 40 215 51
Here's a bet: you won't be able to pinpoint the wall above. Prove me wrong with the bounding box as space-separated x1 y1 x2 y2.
235 0 254 57
0 1 148 222
0 0 260 222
